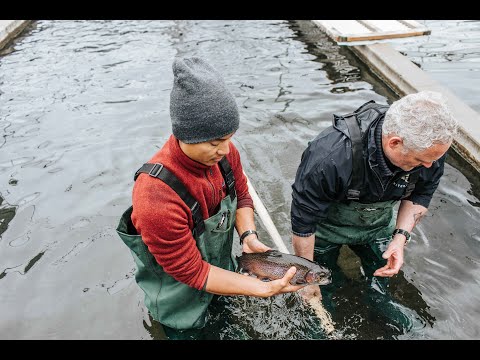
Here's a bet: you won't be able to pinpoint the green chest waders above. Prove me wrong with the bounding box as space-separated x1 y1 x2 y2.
316 200 396 245
313 201 396 320
314 200 421 333
314 200 396 275
116 158 237 331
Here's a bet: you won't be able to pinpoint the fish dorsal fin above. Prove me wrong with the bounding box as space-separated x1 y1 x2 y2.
265 249 282 257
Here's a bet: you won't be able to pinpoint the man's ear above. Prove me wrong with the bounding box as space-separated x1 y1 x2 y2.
387 136 403 150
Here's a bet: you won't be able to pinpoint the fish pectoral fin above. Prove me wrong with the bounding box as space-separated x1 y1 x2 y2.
295 278 307 285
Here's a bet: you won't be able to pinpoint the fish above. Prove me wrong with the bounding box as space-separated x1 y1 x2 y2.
236 249 331 286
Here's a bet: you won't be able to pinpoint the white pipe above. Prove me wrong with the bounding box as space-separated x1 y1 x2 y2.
245 174 289 253
245 172 336 336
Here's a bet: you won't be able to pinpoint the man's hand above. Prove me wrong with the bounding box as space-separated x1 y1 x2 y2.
242 235 271 253
298 284 322 301
373 235 406 277
263 266 306 296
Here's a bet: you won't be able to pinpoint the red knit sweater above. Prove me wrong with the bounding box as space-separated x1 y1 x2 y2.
131 135 253 290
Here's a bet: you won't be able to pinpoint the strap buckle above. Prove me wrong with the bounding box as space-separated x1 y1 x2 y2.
148 163 164 178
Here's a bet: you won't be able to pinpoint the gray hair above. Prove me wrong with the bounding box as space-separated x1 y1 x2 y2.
383 91 458 152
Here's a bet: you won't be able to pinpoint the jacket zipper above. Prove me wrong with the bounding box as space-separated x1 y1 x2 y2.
370 163 386 201
205 169 216 209
371 163 406 201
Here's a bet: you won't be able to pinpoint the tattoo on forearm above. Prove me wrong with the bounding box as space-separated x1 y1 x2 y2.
413 212 426 226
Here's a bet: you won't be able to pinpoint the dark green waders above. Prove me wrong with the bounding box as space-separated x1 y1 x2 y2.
116 160 238 340
314 200 419 332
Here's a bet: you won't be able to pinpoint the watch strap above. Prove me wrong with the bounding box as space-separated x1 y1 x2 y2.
239 229 258 244
392 228 411 245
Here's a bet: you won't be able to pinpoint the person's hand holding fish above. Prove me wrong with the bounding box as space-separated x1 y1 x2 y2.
259 266 307 296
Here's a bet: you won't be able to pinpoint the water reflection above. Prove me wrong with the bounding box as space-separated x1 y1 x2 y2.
23 251 45 274
392 20 480 113
145 294 335 340
207 294 329 340
0 194 16 238
329 247 436 340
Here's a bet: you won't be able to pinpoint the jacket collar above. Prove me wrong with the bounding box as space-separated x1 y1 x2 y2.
368 115 403 178
167 135 211 176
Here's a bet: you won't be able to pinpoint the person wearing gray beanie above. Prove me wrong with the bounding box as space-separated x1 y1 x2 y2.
116 56 304 340
170 57 240 144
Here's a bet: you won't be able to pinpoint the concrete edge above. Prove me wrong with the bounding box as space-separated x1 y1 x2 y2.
348 43 480 173
0 20 32 51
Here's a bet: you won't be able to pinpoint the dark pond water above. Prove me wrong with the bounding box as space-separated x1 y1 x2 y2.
0 20 479 340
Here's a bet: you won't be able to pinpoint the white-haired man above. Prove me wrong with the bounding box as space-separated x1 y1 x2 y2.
290 91 458 329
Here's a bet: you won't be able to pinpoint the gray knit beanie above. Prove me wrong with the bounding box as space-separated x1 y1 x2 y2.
170 57 240 144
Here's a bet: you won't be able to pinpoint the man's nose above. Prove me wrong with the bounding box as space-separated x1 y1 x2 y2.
217 140 230 155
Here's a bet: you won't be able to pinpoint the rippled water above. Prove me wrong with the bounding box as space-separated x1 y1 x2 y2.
392 20 480 113
0 20 479 340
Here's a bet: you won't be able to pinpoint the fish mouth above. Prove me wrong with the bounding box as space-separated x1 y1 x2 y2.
306 269 332 286
319 276 332 286
315 272 332 286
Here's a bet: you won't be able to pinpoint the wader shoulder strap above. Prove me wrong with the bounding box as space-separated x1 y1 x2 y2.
218 157 236 201
335 100 387 201
134 163 205 236
344 114 364 201
401 170 420 199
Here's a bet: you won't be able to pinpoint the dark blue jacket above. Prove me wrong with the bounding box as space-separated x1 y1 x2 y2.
291 101 446 236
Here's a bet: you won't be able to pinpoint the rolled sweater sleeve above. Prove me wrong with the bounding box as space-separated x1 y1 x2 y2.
131 177 210 291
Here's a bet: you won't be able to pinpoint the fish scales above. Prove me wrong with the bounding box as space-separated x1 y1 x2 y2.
237 250 331 286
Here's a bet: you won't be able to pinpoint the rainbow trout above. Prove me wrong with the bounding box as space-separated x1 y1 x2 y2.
236 250 331 286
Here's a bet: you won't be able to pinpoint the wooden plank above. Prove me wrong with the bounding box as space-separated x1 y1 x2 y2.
319 20 374 35
312 20 431 45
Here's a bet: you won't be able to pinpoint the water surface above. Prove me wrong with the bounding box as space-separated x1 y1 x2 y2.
0 20 479 340
392 20 480 113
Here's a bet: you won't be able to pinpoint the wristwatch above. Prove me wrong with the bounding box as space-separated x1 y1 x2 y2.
392 228 411 245
239 229 258 245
